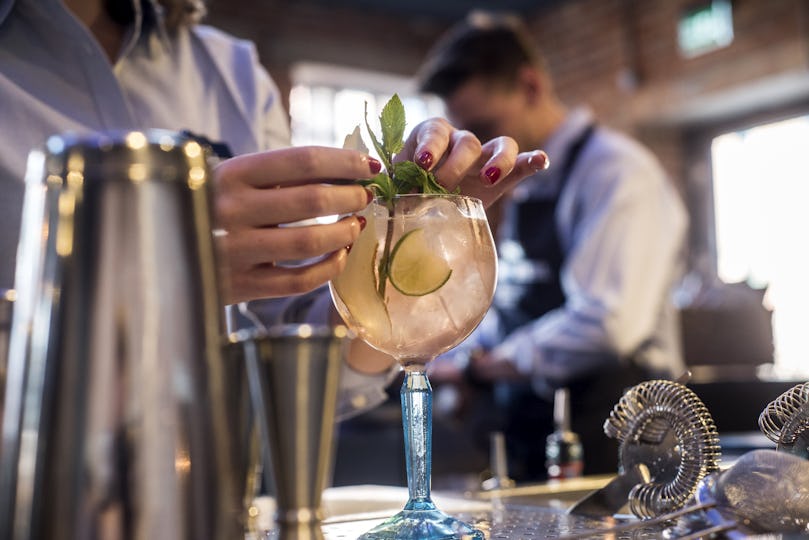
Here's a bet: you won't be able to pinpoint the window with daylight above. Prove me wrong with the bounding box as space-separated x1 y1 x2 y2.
289 62 444 152
711 114 809 378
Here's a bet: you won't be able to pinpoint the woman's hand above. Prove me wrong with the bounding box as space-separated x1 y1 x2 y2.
213 146 378 304
212 120 549 306
398 117 549 208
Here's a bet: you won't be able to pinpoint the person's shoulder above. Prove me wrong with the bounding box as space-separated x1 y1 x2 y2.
186 24 275 103
189 24 259 62
591 127 661 169
183 24 288 150
583 126 668 186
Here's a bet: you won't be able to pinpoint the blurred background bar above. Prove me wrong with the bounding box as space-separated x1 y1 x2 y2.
206 0 809 487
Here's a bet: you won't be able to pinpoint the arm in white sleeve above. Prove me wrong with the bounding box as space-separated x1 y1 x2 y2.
494 147 686 384
257 66 291 150
192 25 291 152
226 46 396 418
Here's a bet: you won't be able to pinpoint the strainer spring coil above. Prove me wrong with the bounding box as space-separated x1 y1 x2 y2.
604 379 722 519
758 382 809 455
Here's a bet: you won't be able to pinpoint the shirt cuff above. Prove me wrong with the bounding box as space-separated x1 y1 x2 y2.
233 287 398 420
336 361 400 421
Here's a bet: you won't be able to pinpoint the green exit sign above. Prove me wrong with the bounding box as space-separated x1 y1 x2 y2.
678 0 734 58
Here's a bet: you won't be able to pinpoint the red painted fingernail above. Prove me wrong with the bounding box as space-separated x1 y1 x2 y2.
418 151 434 169
365 188 375 205
485 166 501 184
368 157 382 174
357 215 367 230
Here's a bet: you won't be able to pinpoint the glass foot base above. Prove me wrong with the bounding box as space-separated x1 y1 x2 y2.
358 507 484 540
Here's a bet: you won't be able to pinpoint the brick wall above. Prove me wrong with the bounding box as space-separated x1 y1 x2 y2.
528 0 809 189
207 0 809 194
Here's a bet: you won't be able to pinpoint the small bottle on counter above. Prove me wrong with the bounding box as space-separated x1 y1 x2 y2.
545 387 584 480
482 431 516 490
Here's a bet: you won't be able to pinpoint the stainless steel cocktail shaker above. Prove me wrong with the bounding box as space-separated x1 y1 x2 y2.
0 130 243 539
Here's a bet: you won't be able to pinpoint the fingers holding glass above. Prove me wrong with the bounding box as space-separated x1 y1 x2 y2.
219 216 362 303
214 146 382 190
400 117 453 171
216 182 371 230
478 136 520 185
211 146 377 303
429 129 483 186
402 118 480 187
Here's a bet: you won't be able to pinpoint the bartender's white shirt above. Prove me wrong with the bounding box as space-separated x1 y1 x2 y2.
0 0 394 417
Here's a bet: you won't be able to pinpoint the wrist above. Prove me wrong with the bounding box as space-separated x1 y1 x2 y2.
344 335 396 375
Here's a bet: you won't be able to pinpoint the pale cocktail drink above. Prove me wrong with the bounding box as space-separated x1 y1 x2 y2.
332 194 495 365
330 194 494 540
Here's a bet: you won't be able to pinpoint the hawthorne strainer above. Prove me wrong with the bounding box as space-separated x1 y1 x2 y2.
603 379 722 519
759 381 809 459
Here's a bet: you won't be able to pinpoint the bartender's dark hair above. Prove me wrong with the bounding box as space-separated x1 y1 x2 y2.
105 0 207 33
418 12 544 98
158 0 207 32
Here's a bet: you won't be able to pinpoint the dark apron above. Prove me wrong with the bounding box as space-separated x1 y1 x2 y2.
493 124 595 333
489 124 651 479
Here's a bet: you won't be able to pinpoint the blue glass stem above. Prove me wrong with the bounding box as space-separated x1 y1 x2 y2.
401 367 436 510
357 365 484 539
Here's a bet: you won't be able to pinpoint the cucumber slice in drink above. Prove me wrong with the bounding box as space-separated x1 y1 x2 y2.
388 228 452 296
332 215 391 341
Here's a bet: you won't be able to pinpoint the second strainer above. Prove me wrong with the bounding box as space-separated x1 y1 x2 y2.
603 379 721 519
758 381 809 459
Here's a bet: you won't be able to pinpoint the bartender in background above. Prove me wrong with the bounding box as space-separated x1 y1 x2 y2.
419 12 688 479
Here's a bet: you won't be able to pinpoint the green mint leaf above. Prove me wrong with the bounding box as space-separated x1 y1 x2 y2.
349 95 455 207
349 95 459 298
380 94 405 156
364 102 392 171
342 124 369 154
359 173 395 201
423 170 452 195
392 161 451 196
391 161 424 193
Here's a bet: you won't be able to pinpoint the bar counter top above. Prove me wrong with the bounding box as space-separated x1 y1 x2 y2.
253 478 678 539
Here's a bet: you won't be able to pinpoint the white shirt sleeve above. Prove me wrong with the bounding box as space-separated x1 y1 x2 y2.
255 65 292 150
193 27 392 415
191 25 291 152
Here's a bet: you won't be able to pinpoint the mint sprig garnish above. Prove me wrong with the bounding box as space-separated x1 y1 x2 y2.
375 96 404 169
351 94 457 204
344 94 459 299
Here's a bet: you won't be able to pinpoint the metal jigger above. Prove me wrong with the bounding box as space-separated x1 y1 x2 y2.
0 288 12 434
221 336 264 534
234 324 348 539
